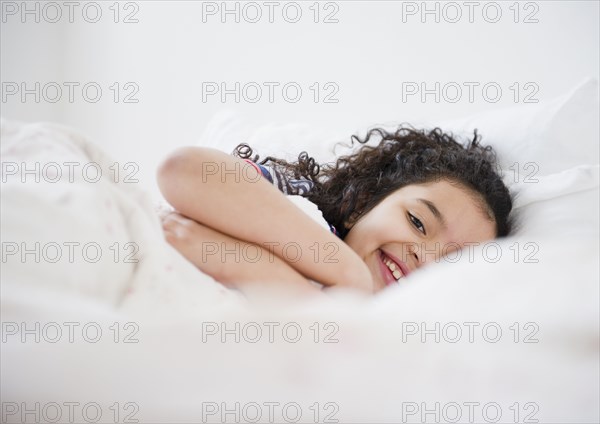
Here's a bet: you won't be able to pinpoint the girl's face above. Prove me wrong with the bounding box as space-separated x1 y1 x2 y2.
343 180 496 291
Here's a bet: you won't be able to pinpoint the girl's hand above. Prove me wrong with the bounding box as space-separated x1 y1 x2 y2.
160 211 328 298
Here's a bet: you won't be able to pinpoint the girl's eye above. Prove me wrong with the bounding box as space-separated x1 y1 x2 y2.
408 213 426 235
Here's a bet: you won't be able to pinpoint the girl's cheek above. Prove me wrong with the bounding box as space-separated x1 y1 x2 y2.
379 221 414 247
364 221 398 248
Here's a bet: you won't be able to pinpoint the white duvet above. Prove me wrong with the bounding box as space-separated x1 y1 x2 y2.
1 117 599 423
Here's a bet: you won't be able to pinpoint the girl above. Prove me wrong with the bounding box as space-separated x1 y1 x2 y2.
158 126 513 298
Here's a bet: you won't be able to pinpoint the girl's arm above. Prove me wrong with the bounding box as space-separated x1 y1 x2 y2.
157 146 374 293
161 211 324 299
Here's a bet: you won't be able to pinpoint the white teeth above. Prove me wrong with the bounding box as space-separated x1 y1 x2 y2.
383 256 403 281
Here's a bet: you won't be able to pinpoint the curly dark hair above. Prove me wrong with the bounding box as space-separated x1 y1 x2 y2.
233 125 513 239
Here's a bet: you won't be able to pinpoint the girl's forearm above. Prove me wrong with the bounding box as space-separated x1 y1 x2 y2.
161 212 324 299
157 147 373 292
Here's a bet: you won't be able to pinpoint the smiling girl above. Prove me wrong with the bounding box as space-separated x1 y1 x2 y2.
157 126 513 298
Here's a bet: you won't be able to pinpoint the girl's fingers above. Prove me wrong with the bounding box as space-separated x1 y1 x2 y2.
161 212 204 244
165 213 197 229
155 202 175 220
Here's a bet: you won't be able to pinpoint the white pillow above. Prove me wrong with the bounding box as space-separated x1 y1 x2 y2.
510 164 599 238
437 77 599 176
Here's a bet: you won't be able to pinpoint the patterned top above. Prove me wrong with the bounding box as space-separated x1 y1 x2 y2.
244 159 314 196
244 159 340 238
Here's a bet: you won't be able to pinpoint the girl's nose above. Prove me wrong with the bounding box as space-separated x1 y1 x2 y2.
409 241 453 268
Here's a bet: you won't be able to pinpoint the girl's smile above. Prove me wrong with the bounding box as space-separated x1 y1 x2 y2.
379 248 410 285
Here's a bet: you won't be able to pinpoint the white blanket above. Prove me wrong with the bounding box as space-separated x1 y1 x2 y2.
1 119 598 423
1 118 246 315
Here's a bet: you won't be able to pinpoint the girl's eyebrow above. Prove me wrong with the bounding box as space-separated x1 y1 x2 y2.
416 198 447 229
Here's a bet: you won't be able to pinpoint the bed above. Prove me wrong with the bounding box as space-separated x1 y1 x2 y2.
1 78 598 423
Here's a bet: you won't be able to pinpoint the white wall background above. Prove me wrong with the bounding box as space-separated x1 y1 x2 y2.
2 0 599 199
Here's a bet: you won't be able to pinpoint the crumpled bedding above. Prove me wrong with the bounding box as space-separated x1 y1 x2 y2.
0 118 245 316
